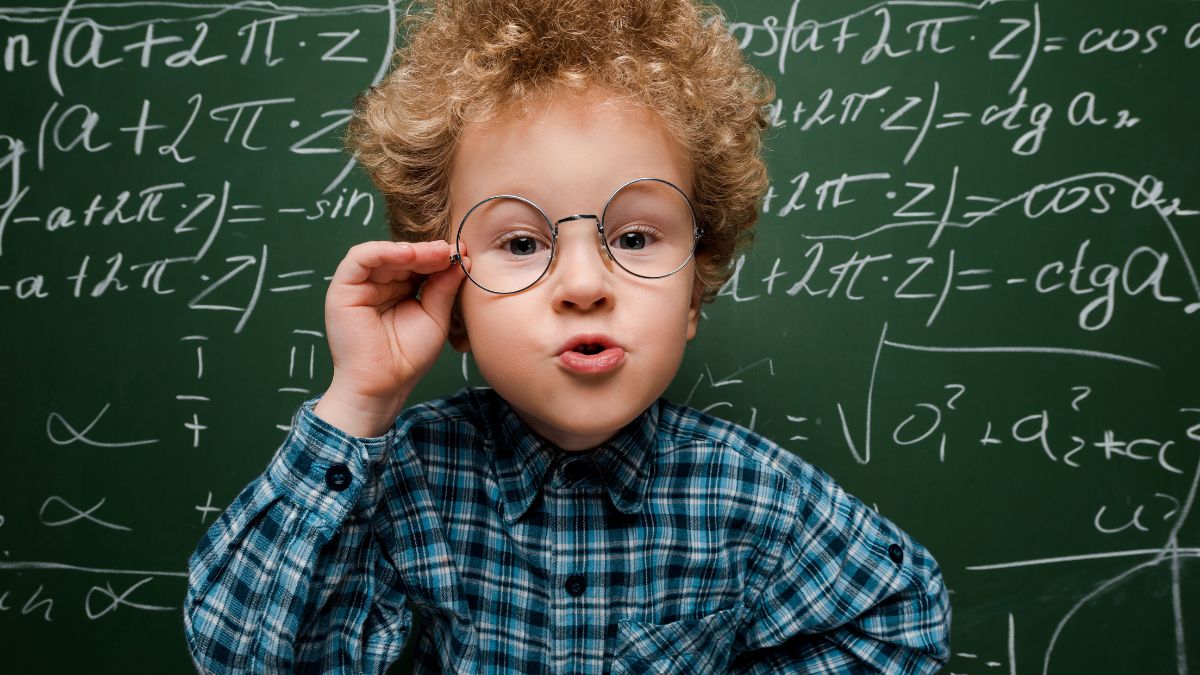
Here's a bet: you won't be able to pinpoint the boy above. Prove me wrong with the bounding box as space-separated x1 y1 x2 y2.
184 0 951 672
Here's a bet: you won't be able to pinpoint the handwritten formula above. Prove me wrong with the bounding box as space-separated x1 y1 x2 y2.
1 1 1197 673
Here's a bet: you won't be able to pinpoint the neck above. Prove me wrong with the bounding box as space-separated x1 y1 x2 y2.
513 409 618 451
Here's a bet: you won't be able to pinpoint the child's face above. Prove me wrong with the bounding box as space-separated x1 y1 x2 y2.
448 87 702 451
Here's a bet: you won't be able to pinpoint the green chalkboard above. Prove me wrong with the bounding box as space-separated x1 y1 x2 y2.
2 1 1198 673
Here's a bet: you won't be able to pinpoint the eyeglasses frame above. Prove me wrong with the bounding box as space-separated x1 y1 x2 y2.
449 177 703 295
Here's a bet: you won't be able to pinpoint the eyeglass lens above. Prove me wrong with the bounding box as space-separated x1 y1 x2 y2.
457 179 697 294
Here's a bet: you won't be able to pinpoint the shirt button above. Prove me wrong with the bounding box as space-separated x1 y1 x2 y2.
887 543 904 564
325 464 352 492
564 574 587 596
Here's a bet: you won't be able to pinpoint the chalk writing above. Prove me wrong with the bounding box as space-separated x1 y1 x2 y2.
0 0 1195 672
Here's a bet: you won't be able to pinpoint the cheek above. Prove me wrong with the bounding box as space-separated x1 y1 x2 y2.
637 282 696 353
460 292 531 360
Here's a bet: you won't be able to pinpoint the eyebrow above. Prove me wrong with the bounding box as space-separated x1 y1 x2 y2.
485 184 543 198
464 176 694 210
467 185 567 214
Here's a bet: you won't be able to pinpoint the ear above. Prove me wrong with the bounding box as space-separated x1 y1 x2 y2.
685 280 703 341
448 299 471 353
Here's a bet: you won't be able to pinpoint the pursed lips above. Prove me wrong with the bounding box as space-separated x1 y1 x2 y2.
556 333 622 355
556 333 627 373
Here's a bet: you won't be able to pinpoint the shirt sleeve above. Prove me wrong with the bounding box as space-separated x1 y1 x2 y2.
183 395 413 674
732 463 951 674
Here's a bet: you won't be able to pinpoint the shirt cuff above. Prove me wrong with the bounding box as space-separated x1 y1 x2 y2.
266 394 399 525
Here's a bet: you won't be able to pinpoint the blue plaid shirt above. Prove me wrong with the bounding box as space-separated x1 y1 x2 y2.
185 387 950 673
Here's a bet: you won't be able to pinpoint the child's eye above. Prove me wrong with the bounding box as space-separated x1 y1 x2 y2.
618 232 646 250
496 231 549 256
610 224 661 251
508 236 539 256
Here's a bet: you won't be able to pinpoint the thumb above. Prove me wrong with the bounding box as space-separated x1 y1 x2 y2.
418 257 469 332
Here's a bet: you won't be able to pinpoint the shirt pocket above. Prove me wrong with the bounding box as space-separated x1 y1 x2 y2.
611 602 746 675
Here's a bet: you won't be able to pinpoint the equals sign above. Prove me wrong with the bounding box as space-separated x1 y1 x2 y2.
229 204 265 223
963 195 1002 219
936 112 972 129
1042 36 1067 52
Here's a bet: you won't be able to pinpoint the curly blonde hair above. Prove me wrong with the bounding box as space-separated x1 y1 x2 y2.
345 0 774 301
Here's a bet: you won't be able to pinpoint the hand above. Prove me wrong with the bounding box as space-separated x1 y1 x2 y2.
313 240 468 436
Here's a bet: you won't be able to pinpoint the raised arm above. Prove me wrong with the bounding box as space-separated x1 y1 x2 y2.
184 240 468 672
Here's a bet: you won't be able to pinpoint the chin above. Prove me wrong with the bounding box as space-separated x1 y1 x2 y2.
495 381 657 449
541 397 637 431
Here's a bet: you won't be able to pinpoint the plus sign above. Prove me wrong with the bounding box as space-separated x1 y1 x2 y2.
195 491 221 524
185 413 208 447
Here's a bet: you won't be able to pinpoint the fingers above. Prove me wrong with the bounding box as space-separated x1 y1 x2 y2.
334 240 456 286
418 254 470 331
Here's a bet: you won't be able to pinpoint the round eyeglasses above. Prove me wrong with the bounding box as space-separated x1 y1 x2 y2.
449 177 703 295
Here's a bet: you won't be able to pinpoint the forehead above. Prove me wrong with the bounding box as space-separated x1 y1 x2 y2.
449 88 693 210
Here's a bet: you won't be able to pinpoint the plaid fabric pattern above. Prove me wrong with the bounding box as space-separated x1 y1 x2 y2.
185 387 950 673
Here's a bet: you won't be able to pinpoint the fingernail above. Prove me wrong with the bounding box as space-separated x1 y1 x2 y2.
396 242 411 252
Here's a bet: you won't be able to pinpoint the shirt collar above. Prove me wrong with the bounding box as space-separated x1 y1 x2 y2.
482 389 659 524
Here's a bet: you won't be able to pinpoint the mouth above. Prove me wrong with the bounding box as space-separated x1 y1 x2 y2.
557 334 626 374
571 343 607 355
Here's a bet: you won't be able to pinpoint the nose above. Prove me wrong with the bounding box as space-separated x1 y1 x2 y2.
549 216 613 311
